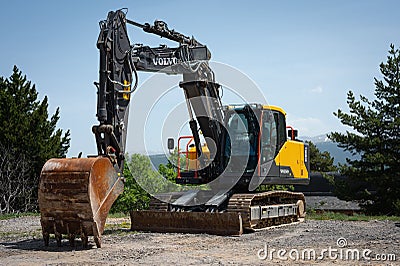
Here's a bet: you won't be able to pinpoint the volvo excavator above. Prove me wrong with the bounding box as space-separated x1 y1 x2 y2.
38 9 310 248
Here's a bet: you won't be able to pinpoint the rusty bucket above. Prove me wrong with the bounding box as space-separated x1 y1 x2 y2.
38 157 124 247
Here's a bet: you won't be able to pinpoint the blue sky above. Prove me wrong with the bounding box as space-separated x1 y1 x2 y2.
1 1 399 156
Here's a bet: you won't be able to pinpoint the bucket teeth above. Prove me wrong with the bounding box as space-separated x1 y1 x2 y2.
43 232 50 247
55 233 62 247
81 233 88 248
68 234 76 247
40 230 94 248
94 236 101 248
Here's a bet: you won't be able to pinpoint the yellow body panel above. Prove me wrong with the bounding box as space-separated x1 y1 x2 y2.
275 140 308 179
187 144 211 171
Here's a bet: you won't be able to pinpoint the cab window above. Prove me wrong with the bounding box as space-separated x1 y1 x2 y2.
260 110 286 163
260 111 277 163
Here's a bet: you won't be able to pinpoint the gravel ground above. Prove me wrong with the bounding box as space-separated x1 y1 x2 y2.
305 196 361 211
0 216 399 265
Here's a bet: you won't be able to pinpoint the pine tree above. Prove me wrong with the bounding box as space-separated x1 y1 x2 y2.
307 141 336 172
329 44 400 215
0 66 70 212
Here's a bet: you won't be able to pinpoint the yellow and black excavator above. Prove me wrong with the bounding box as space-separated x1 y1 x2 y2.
38 9 309 248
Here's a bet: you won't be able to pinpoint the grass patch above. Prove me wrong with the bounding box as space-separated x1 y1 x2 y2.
0 212 40 220
108 212 130 219
105 221 131 230
307 211 400 221
0 212 128 220
104 214 131 234
0 228 42 238
104 221 131 236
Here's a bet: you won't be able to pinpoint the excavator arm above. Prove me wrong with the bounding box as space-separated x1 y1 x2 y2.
94 10 134 172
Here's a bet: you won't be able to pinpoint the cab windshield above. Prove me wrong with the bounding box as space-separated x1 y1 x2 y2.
224 108 259 173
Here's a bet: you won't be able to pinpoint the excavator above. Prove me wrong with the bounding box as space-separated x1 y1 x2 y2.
38 9 310 248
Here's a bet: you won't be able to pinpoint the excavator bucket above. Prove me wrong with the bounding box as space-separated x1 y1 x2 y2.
38 157 124 248
130 211 243 236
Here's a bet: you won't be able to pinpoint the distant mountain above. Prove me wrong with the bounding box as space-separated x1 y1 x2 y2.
300 134 357 165
300 134 331 143
149 153 169 170
315 141 355 165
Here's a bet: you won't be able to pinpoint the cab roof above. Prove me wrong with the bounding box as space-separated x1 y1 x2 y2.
224 104 286 116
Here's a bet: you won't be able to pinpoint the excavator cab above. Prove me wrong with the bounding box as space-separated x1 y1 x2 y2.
174 104 309 186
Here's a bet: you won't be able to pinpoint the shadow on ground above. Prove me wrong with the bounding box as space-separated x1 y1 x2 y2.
0 227 132 252
0 238 96 252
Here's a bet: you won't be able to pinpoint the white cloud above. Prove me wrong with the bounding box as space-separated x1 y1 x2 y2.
309 86 323 94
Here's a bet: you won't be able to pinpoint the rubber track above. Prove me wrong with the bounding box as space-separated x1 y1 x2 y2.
226 191 305 230
148 190 306 233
